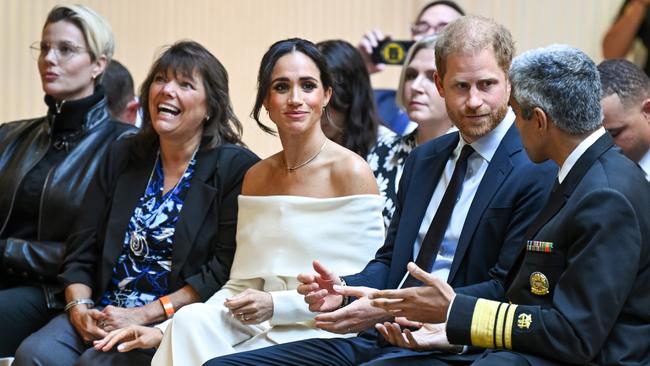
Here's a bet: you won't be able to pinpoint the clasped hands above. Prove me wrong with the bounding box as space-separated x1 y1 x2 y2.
92 288 275 353
69 304 150 342
68 304 164 352
298 260 459 351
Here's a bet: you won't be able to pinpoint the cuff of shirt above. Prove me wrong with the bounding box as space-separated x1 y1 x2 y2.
269 289 315 325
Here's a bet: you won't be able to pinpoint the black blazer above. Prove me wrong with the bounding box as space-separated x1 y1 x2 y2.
448 134 650 365
59 137 259 302
345 124 556 301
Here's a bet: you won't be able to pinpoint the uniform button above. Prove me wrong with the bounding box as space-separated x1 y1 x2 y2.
21 271 28 278
37 275 44 281
7 268 14 274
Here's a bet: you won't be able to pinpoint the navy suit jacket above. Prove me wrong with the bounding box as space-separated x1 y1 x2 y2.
345 124 556 299
449 134 650 365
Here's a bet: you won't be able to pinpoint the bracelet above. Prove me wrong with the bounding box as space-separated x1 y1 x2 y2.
159 295 175 318
64 298 94 312
339 277 351 308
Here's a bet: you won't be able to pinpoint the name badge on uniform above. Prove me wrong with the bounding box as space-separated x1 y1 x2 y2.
526 240 553 253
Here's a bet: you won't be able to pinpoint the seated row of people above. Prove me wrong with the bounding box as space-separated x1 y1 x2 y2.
1 4 648 366
206 15 650 366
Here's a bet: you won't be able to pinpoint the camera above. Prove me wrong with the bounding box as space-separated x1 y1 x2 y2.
371 39 415 65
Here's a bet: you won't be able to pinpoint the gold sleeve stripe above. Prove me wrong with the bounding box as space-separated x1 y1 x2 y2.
470 299 519 350
494 302 508 348
470 298 501 349
504 303 518 349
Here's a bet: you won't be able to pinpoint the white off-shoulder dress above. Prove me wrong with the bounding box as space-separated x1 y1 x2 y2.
151 194 385 366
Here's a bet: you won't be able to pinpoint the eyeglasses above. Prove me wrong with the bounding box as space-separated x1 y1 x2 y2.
29 41 87 62
410 21 449 37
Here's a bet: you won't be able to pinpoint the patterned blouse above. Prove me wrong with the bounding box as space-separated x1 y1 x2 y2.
101 152 197 308
367 125 417 228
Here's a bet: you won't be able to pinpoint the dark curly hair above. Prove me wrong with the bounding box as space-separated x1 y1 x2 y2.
598 59 650 107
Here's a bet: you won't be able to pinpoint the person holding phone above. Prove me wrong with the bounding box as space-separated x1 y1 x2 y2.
358 1 464 134
366 35 456 228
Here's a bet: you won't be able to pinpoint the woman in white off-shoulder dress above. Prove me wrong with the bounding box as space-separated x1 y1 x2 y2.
95 38 385 366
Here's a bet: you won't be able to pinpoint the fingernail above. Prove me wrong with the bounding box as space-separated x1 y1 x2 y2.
332 285 342 291
117 344 125 351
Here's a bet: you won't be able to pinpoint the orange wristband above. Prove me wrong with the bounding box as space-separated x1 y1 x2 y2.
159 295 175 318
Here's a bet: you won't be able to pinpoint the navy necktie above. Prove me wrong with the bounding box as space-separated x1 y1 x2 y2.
402 144 475 288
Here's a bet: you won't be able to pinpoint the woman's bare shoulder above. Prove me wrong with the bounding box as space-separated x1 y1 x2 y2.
329 144 379 195
242 153 282 195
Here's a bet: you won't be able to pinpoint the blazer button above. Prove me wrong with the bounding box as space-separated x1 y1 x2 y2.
7 268 14 274
38 275 44 281
21 271 29 278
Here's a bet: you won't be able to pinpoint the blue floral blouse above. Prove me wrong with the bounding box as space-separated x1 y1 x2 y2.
101 152 197 308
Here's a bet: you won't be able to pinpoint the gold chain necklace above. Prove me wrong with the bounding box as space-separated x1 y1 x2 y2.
285 140 327 172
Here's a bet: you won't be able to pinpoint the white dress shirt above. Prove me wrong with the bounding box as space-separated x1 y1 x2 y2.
398 109 515 286
637 148 650 182
558 128 606 184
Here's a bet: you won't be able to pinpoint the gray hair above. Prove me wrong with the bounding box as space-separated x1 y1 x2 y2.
509 44 602 135
396 35 438 109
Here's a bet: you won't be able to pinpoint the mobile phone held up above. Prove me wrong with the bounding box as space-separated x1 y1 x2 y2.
371 39 415 65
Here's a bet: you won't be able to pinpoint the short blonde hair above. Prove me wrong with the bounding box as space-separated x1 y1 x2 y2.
44 4 114 81
396 35 438 110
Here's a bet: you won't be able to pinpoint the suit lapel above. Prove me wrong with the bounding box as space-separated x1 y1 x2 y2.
168 147 219 286
504 133 614 288
102 149 156 291
448 125 518 282
388 136 457 288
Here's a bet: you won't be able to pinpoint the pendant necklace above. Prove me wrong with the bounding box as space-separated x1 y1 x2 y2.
285 140 327 172
129 148 198 256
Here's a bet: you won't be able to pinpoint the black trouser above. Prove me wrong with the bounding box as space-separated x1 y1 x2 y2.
0 284 56 356
13 311 155 366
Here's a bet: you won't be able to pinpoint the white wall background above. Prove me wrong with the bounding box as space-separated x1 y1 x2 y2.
0 0 624 157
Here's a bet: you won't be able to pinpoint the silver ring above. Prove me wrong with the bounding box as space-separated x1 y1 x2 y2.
240 314 247 321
